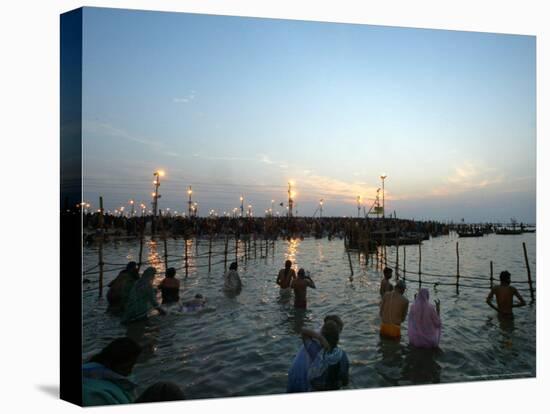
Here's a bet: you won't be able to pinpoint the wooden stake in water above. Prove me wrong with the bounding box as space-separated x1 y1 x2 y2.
98 196 104 298
163 236 168 272
395 241 400 280
490 260 494 288
224 236 228 270
208 235 213 272
455 241 460 294
347 249 354 277
137 230 144 271
403 245 406 281
522 242 535 303
418 241 422 287
184 237 189 278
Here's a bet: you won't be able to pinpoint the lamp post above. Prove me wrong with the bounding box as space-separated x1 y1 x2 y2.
247 204 252 218
380 174 387 219
187 186 193 217
319 199 324 218
240 195 244 217
129 200 135 217
288 181 295 218
357 195 361 218
151 170 164 234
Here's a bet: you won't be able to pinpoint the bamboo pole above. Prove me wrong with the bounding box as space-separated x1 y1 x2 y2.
403 245 406 281
395 241 400 280
184 237 189 278
137 229 144 271
490 260 494 288
347 249 354 277
456 242 460 294
224 236 228 271
208 235 212 272
522 242 535 302
418 241 422 287
98 196 104 298
163 236 168 272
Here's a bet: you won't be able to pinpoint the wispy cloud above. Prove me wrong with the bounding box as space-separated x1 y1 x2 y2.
430 161 503 196
173 90 196 104
258 154 274 165
83 120 165 149
294 173 379 204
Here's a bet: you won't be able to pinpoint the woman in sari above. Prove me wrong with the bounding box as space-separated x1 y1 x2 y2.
122 267 165 324
407 288 441 348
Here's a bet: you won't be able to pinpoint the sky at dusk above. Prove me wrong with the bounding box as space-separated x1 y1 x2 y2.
81 7 536 223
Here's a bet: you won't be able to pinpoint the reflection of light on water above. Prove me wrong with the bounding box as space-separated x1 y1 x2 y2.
146 239 164 283
285 238 301 268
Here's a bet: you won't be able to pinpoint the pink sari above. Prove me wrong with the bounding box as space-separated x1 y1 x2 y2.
408 289 441 348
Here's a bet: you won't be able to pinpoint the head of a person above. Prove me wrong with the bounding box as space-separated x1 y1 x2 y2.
297 268 306 279
229 262 238 271
285 260 292 270
500 270 511 286
89 337 142 377
395 280 407 294
321 320 340 350
126 261 137 272
165 267 176 278
324 315 344 333
417 288 429 302
142 267 157 284
135 382 186 403
383 267 393 280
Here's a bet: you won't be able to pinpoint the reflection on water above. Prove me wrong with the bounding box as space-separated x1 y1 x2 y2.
83 233 535 399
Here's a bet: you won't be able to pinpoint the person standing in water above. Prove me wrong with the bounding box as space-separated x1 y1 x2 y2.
122 267 166 324
277 260 297 292
223 261 242 293
408 288 441 348
290 268 316 309
379 267 394 297
159 267 180 304
486 270 526 317
379 280 409 339
107 261 140 311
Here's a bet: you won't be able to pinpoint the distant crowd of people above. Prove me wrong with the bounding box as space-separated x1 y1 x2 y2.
83 256 526 405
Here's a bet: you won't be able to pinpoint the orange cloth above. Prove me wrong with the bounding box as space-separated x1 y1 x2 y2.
380 323 401 339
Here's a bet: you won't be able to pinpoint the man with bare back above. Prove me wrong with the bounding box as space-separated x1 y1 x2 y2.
486 270 526 317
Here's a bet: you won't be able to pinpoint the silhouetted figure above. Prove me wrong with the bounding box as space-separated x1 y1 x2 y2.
159 267 180 304
486 271 526 317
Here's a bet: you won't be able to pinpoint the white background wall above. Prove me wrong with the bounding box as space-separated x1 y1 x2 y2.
0 1 548 413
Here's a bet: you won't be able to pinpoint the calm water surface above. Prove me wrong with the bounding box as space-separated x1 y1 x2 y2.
83 232 536 398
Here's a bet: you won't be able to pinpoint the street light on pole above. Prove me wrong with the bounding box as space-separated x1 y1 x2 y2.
240 195 244 217
187 186 193 218
319 199 324 218
357 196 362 218
288 181 295 218
380 174 387 219
151 170 164 234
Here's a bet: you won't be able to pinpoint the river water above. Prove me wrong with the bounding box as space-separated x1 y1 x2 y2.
82 232 536 399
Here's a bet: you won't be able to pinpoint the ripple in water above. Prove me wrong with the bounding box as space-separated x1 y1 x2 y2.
83 233 536 398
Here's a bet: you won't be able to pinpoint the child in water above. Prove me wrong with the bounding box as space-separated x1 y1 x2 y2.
179 294 207 313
